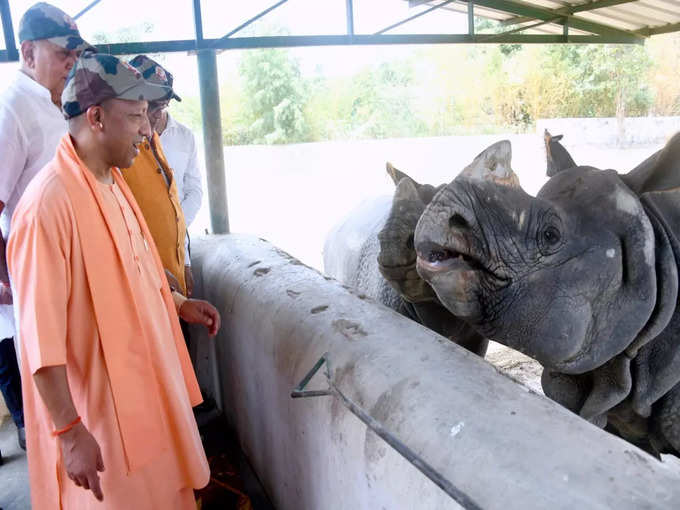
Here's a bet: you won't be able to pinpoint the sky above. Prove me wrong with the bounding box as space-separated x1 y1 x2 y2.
0 0 469 95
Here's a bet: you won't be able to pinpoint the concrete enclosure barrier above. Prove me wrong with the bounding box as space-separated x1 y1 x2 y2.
536 117 680 147
190 234 680 510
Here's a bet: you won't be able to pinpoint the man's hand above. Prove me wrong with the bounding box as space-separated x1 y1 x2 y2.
184 265 194 297
58 422 105 501
0 282 12 305
179 299 221 337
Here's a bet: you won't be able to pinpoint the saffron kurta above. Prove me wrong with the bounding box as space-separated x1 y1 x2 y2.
7 135 209 509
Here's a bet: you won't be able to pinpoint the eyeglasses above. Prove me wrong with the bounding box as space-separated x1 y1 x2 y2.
148 101 170 113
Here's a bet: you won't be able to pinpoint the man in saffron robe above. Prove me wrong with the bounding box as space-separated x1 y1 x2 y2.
7 52 221 509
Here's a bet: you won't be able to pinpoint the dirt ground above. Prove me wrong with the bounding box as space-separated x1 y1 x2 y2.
483 342 680 474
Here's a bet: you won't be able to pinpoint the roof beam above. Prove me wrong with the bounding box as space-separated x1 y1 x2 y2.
346 0 355 37
0 0 18 61
500 0 637 27
0 32 644 63
215 0 288 44
479 16 563 40
375 0 455 35
637 22 680 36
76 32 645 57
471 0 643 39
192 0 203 43
73 0 103 20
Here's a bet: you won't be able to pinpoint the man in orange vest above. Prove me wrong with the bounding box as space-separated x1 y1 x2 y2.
120 57 191 296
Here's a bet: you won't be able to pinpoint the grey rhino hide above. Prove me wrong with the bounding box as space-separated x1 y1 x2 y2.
414 133 680 456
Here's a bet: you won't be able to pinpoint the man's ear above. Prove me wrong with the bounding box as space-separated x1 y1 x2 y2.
20 40 36 68
85 105 105 132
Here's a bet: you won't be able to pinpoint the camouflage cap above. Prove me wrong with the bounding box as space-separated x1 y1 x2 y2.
61 52 173 119
128 55 181 102
18 2 93 52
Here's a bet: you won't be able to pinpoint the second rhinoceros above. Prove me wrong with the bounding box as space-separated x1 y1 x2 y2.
414 133 680 457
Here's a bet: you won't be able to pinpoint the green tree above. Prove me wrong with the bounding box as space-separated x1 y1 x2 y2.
646 33 680 116
239 48 309 144
543 44 652 144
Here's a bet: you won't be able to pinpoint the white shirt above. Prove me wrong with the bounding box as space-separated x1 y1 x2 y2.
159 113 203 267
160 113 203 226
0 71 67 338
0 71 67 239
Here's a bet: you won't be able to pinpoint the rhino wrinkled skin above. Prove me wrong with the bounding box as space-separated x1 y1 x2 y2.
415 133 680 457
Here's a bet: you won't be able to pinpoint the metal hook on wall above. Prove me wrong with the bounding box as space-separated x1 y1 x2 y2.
291 353 482 510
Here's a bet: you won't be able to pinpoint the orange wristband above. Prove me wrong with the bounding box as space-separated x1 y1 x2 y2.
52 416 82 437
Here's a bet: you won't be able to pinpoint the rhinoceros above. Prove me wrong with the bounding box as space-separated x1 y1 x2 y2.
323 141 520 357
414 133 680 457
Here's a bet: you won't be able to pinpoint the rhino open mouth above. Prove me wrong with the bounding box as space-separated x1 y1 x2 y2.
422 248 484 271
416 241 485 272
416 241 508 283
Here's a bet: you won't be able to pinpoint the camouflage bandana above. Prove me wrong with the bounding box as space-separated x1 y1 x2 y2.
18 2 94 53
128 55 182 102
61 52 172 119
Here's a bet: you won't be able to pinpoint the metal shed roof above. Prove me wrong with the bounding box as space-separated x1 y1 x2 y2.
1 0 679 63
411 0 680 41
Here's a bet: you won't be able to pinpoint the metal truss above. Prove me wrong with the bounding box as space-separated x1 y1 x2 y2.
2 0 679 62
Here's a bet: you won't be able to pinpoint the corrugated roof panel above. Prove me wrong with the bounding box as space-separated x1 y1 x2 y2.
607 5 678 24
413 0 680 38
577 10 651 31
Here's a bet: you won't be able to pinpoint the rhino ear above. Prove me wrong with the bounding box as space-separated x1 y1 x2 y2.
386 162 421 187
459 140 520 188
393 175 422 203
544 131 576 177
622 132 680 194
543 129 563 143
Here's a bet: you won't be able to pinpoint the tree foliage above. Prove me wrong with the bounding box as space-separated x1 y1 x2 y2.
237 48 309 144
168 32 680 146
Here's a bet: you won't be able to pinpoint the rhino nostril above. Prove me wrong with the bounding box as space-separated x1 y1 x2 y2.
449 213 469 229
406 234 414 250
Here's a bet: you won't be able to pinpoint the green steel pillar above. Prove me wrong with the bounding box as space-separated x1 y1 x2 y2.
197 48 229 234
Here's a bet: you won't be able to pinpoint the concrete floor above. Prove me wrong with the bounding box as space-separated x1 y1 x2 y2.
0 416 30 510
0 412 274 510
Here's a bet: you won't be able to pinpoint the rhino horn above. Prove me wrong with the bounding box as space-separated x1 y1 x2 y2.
458 140 520 188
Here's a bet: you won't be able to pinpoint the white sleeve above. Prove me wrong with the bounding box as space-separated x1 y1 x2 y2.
184 234 191 267
180 129 203 226
0 104 28 205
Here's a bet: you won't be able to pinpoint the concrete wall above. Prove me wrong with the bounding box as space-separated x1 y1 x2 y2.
537 117 680 147
190 234 680 510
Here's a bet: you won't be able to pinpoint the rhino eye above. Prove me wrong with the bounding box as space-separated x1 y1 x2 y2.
538 225 562 255
543 226 561 245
